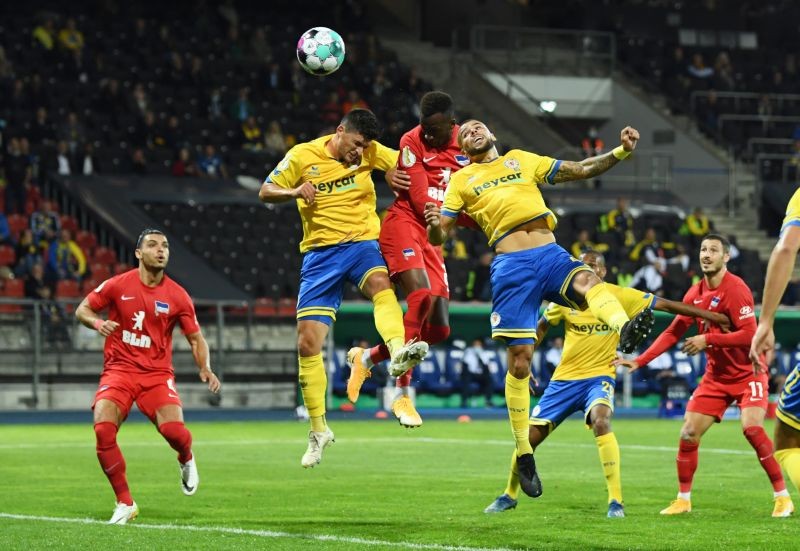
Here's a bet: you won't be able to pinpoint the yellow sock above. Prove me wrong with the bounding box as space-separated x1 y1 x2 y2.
596 432 623 503
371 289 405 351
775 448 800 493
585 283 629 334
504 448 521 499
299 354 327 432
505 372 533 456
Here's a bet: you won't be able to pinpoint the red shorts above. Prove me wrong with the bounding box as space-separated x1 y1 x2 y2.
686 372 769 422
379 213 449 298
92 368 183 422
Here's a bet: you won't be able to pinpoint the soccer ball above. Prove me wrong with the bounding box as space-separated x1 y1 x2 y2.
296 27 346 76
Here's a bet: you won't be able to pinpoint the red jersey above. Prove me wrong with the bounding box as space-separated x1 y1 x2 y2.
387 124 470 230
635 271 759 383
87 269 200 374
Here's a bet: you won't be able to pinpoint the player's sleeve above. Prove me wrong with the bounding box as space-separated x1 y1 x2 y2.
264 146 304 189
175 288 201 335
542 302 564 326
372 141 398 173
519 150 561 185
704 281 756 348
634 288 693 366
86 276 115 312
780 188 800 234
441 175 464 219
397 135 433 218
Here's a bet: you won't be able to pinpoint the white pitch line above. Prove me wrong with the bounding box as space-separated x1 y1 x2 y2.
0 436 753 456
0 512 514 551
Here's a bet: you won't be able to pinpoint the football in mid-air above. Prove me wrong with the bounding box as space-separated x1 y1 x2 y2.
296 27 346 76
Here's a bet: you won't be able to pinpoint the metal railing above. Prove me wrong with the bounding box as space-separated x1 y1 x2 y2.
690 90 800 114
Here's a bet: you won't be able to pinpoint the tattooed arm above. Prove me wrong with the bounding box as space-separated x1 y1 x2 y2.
552 126 639 183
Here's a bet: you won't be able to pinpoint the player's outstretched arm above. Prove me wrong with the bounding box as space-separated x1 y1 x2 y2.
75 297 119 337
424 202 454 245
552 126 639 183
654 297 731 332
258 180 316 205
751 224 800 368
186 331 220 393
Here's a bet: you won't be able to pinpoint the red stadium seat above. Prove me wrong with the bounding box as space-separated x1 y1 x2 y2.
92 246 117 265
113 262 131 275
6 214 28 239
55 279 81 299
0 245 15 267
90 263 112 282
277 298 296 317
80 278 100 295
60 215 79 233
75 230 97 254
253 297 276 316
1 278 24 297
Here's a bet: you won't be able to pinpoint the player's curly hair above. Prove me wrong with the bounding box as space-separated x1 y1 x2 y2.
420 91 454 119
136 228 166 248
341 109 380 141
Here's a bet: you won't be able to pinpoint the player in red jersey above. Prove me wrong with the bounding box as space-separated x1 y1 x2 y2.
346 91 473 427
75 229 220 524
615 234 793 517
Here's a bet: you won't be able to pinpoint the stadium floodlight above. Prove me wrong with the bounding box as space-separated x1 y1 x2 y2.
539 100 557 113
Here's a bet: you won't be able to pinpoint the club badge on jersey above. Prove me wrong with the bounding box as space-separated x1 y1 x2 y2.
155 300 170 316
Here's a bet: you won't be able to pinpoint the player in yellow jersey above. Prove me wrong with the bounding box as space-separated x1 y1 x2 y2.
483 251 730 517
751 186 800 508
425 119 656 497
259 109 428 468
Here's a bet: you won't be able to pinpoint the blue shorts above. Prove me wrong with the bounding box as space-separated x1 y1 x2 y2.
530 375 616 428
296 240 387 325
489 243 589 343
777 365 800 431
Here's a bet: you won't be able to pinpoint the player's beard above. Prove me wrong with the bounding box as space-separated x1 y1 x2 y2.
466 137 494 156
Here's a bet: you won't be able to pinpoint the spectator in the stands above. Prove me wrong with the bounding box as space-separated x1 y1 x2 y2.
58 112 86 154
133 110 161 149
197 145 228 179
341 90 369 114
224 24 245 62
24 262 51 299
571 228 609 259
263 62 288 91
131 148 148 175
603 197 635 247
57 17 84 53
4 137 32 215
77 142 100 175
29 107 56 146
6 79 27 114
263 121 288 156
757 94 774 134
682 207 711 248
19 138 39 182
26 262 70 347
30 200 61 245
581 126 604 189
460 338 496 408
629 227 687 295
96 79 127 127
129 83 150 119
467 251 493 302
229 87 253 121
47 228 86 281
14 229 43 278
162 115 186 151
771 70 791 95
32 18 56 52
320 92 342 125
443 227 469 260
696 89 721 136
0 212 12 246
28 74 50 109
241 116 263 151
172 147 199 177
371 65 392 99
543 337 564 379
187 55 204 87
208 88 225 120
0 46 13 80
54 140 74 176
249 26 271 61
712 52 736 91
687 53 714 88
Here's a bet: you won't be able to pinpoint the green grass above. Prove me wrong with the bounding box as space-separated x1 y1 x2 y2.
0 418 796 550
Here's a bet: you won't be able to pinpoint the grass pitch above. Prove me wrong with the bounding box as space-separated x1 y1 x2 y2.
0 417 796 550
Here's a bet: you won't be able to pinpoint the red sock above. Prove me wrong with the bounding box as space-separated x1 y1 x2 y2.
677 439 699 493
403 289 433 341
159 421 193 464
744 426 786 492
421 323 450 346
95 422 132 505
370 344 390 365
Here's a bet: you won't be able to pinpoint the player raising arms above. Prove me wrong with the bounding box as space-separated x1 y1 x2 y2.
75 229 221 524
425 120 655 498
347 91 473 428
259 109 428 468
751 186 800 507
616 233 793 517
484 251 730 517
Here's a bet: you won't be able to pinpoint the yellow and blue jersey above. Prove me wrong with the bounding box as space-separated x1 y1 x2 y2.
780 187 800 235
440 149 561 247
266 135 397 253
544 285 656 380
